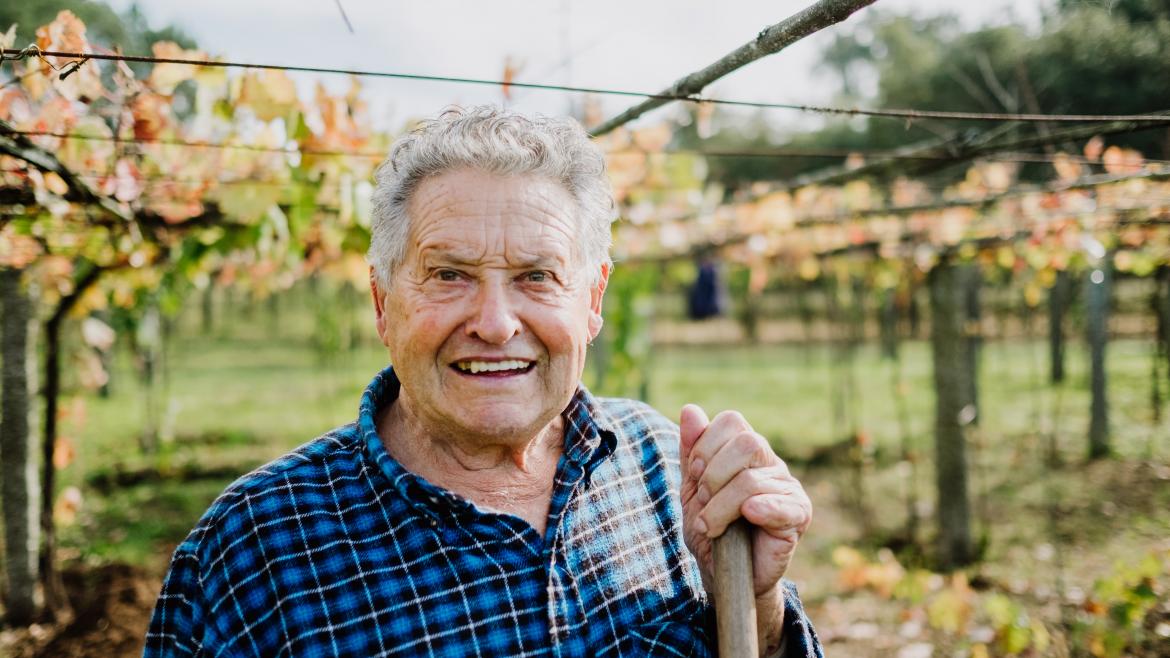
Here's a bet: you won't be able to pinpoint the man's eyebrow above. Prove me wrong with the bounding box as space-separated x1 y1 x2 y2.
420 252 481 267
420 250 567 269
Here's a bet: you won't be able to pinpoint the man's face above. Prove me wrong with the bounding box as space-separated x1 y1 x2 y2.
372 168 609 446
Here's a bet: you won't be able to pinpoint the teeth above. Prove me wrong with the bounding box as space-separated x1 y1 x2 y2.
456 360 531 374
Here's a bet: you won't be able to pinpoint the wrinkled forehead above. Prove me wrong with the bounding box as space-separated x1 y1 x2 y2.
404 169 585 266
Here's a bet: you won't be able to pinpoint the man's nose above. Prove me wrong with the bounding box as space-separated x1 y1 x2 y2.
465 280 522 345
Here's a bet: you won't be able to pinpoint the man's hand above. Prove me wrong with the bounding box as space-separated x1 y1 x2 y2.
679 404 812 602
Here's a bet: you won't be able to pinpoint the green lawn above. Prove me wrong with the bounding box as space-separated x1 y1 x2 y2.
57 302 1166 570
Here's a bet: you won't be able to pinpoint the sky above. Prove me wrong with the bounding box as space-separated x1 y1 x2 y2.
105 0 1047 133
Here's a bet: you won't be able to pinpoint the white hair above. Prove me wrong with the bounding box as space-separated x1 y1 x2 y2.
367 105 617 290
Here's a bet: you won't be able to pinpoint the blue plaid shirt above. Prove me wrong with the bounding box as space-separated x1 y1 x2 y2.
145 366 823 657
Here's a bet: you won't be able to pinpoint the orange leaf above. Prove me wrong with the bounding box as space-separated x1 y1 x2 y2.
35 11 105 102
131 92 172 141
53 436 76 470
54 486 83 525
1083 135 1105 161
0 228 43 268
501 55 523 101
1102 146 1144 175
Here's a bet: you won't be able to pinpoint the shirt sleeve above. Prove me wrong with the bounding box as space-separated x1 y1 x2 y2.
706 580 824 658
774 579 824 658
143 547 208 658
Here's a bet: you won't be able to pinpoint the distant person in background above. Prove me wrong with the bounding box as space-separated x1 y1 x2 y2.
688 252 726 320
145 106 821 657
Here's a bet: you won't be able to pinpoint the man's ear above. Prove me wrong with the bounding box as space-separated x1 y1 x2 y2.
587 262 611 341
370 267 391 347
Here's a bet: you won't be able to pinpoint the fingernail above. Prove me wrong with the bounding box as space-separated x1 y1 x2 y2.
689 458 705 478
697 485 710 505
694 517 707 536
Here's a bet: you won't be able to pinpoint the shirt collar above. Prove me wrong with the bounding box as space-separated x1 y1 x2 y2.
358 366 616 517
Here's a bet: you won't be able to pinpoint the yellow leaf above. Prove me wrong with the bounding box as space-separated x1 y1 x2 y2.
996 246 1016 270
216 183 282 224
72 285 109 317
20 57 50 100
798 257 820 281
1024 282 1042 308
1031 619 1050 652
238 70 299 122
193 63 229 117
1052 152 1082 183
43 171 69 196
926 576 973 634
148 41 208 94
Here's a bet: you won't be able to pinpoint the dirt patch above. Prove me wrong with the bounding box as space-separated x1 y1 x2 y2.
0 564 160 658
87 463 246 493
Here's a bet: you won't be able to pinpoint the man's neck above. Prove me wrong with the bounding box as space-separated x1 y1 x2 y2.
379 398 563 535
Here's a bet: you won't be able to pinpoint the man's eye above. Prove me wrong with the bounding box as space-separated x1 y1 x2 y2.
437 270 460 282
525 271 550 283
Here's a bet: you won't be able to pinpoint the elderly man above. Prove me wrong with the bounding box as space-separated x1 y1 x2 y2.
146 106 821 657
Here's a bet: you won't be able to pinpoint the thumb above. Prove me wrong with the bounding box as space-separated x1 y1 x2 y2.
679 403 710 466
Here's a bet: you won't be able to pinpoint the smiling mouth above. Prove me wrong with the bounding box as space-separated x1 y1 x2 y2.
451 359 536 376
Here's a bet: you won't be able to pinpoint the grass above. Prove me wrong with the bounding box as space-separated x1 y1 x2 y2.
648 337 1163 462
57 296 1167 561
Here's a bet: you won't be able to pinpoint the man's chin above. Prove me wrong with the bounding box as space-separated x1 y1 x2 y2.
450 404 555 441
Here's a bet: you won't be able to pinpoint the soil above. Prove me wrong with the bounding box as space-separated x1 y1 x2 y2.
0 564 161 658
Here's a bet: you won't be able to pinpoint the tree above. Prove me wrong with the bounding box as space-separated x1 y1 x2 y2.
0 267 43 624
929 256 975 569
1 9 381 623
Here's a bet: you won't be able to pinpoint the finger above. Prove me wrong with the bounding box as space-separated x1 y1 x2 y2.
687 410 753 480
741 492 813 537
679 404 710 494
698 431 787 502
699 466 794 537
679 404 710 464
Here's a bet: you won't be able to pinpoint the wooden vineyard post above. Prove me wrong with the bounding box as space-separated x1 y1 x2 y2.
1086 257 1112 459
929 256 974 569
713 519 758 657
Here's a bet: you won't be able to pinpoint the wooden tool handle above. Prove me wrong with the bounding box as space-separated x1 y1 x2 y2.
713 518 758 657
